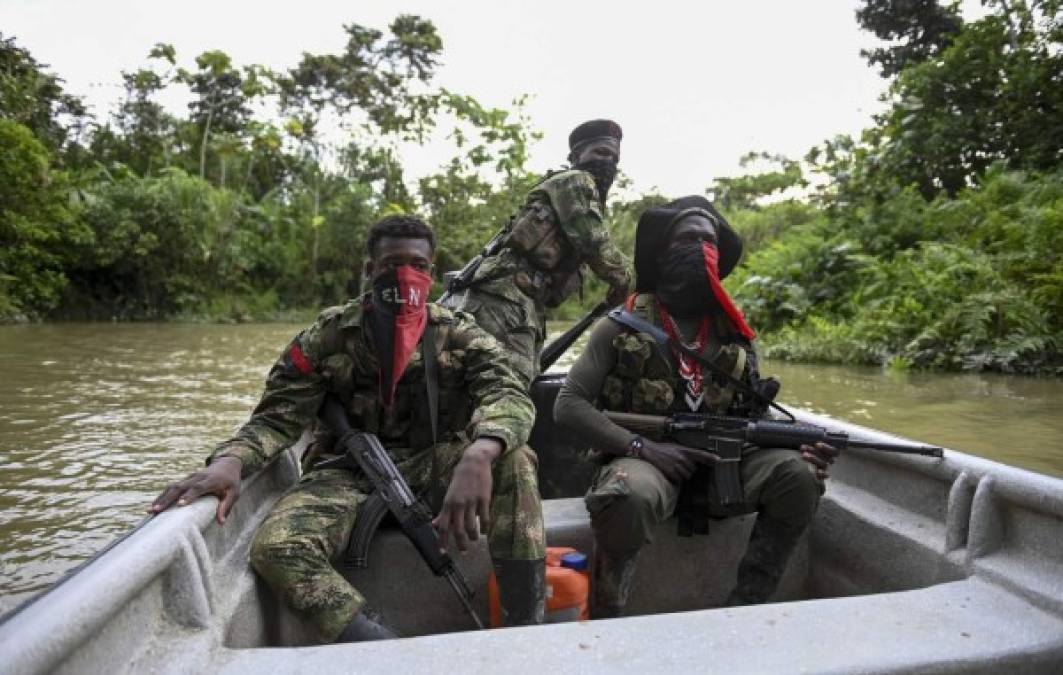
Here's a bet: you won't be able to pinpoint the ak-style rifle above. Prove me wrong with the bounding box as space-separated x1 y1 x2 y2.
315 396 484 629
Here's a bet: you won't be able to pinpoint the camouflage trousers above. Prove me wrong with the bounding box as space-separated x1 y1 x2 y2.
585 448 823 608
250 441 545 643
442 284 545 390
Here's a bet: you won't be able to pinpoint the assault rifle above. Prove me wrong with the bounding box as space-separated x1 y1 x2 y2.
315 396 485 629
604 411 944 507
437 228 508 305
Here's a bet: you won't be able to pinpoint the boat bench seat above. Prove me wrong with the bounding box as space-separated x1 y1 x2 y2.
336 497 807 637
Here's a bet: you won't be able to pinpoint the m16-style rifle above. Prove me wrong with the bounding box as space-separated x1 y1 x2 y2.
315 396 484 629
604 411 944 508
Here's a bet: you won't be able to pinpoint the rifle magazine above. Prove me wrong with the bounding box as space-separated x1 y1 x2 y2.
343 491 390 570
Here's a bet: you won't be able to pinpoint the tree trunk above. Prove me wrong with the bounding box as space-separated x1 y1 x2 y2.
242 152 255 195
199 107 213 180
311 183 321 271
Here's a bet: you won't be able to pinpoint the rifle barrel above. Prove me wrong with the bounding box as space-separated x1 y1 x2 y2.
445 568 485 629
539 301 610 372
846 438 944 457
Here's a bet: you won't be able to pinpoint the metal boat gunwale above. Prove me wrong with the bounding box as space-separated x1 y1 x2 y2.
2 407 1063 674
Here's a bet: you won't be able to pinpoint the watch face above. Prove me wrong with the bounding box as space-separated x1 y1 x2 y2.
628 436 644 458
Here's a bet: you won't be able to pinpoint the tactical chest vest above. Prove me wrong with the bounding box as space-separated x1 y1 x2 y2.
504 170 600 307
597 294 750 416
507 170 577 273
318 311 472 459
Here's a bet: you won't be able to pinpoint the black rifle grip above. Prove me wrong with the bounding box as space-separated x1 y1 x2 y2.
320 396 353 436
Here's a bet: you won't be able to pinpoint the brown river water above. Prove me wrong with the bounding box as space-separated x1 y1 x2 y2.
2 322 1061 615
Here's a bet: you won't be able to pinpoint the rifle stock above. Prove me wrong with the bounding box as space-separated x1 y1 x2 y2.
600 411 670 440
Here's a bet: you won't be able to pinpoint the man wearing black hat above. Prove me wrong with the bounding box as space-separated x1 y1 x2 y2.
553 196 837 617
441 119 631 387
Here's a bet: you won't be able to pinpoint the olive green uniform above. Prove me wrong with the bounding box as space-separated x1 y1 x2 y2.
553 294 822 611
443 169 631 387
209 299 544 642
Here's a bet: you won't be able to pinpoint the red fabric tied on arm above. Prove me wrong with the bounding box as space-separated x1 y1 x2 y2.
288 343 313 375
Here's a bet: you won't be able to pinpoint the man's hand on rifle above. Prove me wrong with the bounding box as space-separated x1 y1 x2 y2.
433 437 502 553
638 439 719 485
148 455 242 525
800 442 839 481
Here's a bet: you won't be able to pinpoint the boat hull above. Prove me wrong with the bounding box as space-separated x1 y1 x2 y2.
3 380 1063 673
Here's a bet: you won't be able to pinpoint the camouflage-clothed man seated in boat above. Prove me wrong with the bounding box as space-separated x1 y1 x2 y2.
440 119 632 388
151 215 546 643
553 196 838 615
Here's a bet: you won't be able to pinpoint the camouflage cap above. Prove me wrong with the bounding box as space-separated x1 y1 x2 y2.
568 119 623 152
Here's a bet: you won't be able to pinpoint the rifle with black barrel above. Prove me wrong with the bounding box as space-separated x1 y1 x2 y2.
603 411 944 508
538 301 610 372
437 227 509 305
314 395 485 629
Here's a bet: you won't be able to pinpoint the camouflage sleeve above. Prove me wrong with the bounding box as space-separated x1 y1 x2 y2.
585 230 632 296
449 310 536 456
208 309 339 476
537 171 631 293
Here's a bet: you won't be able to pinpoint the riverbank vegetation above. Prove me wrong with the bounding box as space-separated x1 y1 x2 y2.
2 1 1060 373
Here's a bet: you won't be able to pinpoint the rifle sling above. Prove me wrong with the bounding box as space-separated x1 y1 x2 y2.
607 308 794 421
424 321 441 509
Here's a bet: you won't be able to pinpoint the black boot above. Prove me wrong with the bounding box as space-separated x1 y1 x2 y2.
592 549 637 619
725 516 808 607
335 606 399 642
493 558 546 626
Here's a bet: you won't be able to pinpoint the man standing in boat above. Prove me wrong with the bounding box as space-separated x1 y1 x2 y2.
150 215 546 642
441 119 632 388
553 196 837 616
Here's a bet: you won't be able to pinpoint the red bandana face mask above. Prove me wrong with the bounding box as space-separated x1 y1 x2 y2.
368 265 433 408
702 242 755 340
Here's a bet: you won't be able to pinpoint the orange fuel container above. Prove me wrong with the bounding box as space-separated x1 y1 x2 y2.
488 547 590 626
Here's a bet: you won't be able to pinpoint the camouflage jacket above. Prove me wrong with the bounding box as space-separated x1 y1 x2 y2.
209 298 535 476
477 168 631 303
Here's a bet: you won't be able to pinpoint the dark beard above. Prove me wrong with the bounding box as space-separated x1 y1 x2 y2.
575 158 617 203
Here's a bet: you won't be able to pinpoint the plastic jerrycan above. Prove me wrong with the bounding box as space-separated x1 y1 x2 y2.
488 546 591 626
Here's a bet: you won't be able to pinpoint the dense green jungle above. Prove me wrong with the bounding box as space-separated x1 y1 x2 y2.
2 1 1061 374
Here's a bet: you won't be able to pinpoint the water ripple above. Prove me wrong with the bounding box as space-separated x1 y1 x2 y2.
0 322 294 614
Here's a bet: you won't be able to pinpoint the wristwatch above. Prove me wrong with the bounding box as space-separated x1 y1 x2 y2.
625 435 645 459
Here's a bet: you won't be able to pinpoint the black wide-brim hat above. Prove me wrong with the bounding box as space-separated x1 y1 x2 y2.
634 195 742 292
